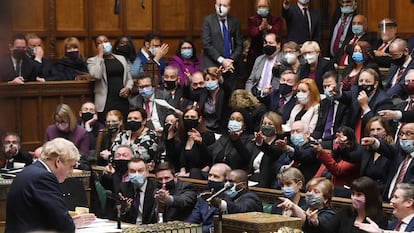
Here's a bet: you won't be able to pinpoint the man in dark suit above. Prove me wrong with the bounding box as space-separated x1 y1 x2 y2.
2 131 33 168
186 162 231 233
26 33 53 81
0 33 38 83
153 162 197 222
5 138 95 233
329 0 357 57
118 158 157 225
373 18 398 68
159 66 188 112
200 0 243 89
282 0 321 45
385 38 414 99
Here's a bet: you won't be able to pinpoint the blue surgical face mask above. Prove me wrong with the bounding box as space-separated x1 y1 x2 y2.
291 134 305 147
324 88 333 98
352 25 364 35
257 8 269 17
282 186 297 199
352 52 364 63
181 49 193 59
228 120 243 132
340 5 354 14
125 173 145 187
205 80 219 91
400 140 414 153
139 87 153 98
225 182 243 198
103 42 112 55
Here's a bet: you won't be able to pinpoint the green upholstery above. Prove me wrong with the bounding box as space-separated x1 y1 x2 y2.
263 202 273 214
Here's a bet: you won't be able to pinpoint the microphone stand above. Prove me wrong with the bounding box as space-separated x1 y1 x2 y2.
217 208 223 233
116 202 121 229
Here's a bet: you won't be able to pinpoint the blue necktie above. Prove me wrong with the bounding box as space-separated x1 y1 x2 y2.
221 19 230 58
323 101 334 138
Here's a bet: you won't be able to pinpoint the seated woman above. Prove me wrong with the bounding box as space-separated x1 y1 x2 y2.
44 103 89 167
168 39 201 86
165 105 215 179
271 167 305 216
278 177 336 233
251 112 286 188
285 78 320 133
320 176 388 233
209 110 260 171
49 37 89 81
111 107 158 170
112 35 142 78
97 110 123 166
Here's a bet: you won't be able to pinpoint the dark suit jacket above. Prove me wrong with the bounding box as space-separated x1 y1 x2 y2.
301 56 335 93
119 178 157 224
253 141 285 188
5 161 75 233
373 38 395 68
262 91 296 124
200 13 243 69
223 189 263 214
329 8 356 56
384 58 414 98
389 217 414 231
6 150 33 168
402 109 414 123
186 197 219 233
291 141 320 184
333 32 371 65
0 54 38 82
312 99 349 140
282 3 321 44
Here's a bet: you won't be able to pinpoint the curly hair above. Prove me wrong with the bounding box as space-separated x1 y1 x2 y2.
229 89 261 108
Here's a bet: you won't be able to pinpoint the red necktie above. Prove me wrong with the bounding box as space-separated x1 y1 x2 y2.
392 155 411 196
395 67 406 84
378 42 387 52
395 220 403 231
408 99 413 111
145 100 151 118
355 111 362 143
333 15 348 54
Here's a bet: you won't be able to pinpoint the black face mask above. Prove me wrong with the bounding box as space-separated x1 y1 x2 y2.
358 84 375 95
66 51 79 60
81 112 94 122
12 49 27 60
157 180 175 190
207 180 224 192
183 119 199 131
112 160 130 176
124 121 142 131
107 123 120 132
192 88 205 101
391 54 406 67
164 80 177 90
261 125 276 137
263 45 277 56
279 83 294 96
116 45 130 57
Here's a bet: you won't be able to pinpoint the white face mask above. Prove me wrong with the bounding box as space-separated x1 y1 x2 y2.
149 47 158 56
298 0 310 4
304 53 317 64
296 92 309 104
284 53 297 65
216 4 229 17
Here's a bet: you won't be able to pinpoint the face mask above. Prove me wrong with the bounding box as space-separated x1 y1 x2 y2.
81 112 94 122
56 122 69 132
149 47 158 56
324 88 333 98
103 42 112 55
116 45 130 57
341 6 354 14
358 84 375 96
207 180 224 192
4 143 18 155
305 192 324 209
113 160 130 176
296 92 308 105
263 45 277 56
400 140 414 153
12 49 27 60
298 0 310 4
279 83 294 96
225 182 243 198
139 87 153 98
282 186 296 199
284 53 297 65
107 123 120 132
369 130 386 140
304 53 317 64
261 125 276 137
351 195 366 209
192 88 205 101
126 173 145 187
184 119 199 131
392 55 406 67
164 80 177 90
352 52 364 63
228 120 243 132
405 82 414 95
181 49 193 59
27 47 35 58
157 180 175 190
352 25 364 35
257 8 269 18
291 134 305 147
125 121 142 131
216 5 229 17
206 80 219 91
66 51 79 60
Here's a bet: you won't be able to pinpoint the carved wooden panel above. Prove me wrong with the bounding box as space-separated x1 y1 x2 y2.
56 0 86 31
90 0 121 32
125 0 153 33
157 0 187 34
11 0 46 31
364 0 391 35
393 0 414 34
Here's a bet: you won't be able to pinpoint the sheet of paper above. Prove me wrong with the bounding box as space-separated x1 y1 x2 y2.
154 99 176 111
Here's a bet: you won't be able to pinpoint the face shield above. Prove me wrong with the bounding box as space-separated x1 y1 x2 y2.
377 21 397 42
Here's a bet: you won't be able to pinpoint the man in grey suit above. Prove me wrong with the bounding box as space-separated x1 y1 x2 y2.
245 32 282 99
200 0 243 89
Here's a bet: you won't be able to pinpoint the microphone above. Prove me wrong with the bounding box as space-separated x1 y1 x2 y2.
206 181 234 202
114 0 120 14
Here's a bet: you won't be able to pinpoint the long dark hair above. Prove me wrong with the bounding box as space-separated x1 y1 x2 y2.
113 36 137 62
350 176 384 219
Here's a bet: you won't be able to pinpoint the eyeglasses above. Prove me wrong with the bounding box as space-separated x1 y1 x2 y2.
398 131 414 137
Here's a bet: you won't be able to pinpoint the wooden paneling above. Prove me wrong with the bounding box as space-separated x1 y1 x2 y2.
11 0 47 32
56 0 86 31
124 0 153 33
157 0 187 34
393 1 414 34
90 0 121 33
364 0 391 33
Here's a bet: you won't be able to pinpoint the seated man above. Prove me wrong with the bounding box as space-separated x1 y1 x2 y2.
2 131 33 168
78 101 105 159
153 162 196 222
26 33 53 82
118 158 157 225
185 162 232 233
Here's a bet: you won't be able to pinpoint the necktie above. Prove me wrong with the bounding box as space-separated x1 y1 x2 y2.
221 19 230 58
395 67 405 85
395 220 403 231
278 97 286 108
355 111 362 143
392 154 411 196
303 8 310 38
323 102 335 138
377 42 388 52
15 60 21 76
145 100 151 118
261 58 273 89
338 35 358 66
408 99 413 111
132 188 141 220
333 15 348 54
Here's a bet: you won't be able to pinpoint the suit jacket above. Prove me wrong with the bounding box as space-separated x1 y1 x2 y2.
253 141 285 188
6 150 33 168
0 54 38 82
186 197 219 233
301 56 335 93
329 8 356 56
312 99 349 140
290 141 320 184
119 178 157 224
373 38 396 68
153 180 197 222
263 91 296 124
282 3 321 44
5 161 75 233
223 189 263 214
87 54 134 112
384 58 414 98
389 217 414 231
245 54 280 97
402 109 414 123
200 13 243 69
286 103 320 133
333 32 371 65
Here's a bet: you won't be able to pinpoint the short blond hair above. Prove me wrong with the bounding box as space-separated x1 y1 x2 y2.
40 138 80 162
300 41 320 53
